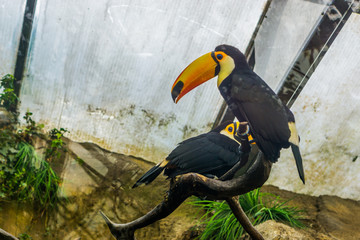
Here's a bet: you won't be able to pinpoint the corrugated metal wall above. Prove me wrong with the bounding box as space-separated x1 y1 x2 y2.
17 0 268 162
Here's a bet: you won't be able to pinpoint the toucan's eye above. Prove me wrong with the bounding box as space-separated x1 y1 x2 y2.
216 54 223 60
228 126 233 132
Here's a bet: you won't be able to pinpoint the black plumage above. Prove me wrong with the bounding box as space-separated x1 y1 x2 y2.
132 121 241 188
171 44 305 183
215 44 304 182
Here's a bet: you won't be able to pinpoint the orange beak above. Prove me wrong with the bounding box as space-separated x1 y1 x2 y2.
171 52 219 103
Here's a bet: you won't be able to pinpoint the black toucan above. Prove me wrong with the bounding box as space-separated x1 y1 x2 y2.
171 44 305 184
132 121 252 188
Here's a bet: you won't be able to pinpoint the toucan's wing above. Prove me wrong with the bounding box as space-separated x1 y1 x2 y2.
164 132 240 178
228 73 290 162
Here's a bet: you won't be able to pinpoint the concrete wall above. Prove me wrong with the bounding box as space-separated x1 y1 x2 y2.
18 0 268 163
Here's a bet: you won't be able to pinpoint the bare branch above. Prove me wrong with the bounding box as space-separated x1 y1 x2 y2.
226 197 264 240
0 228 19 240
101 146 272 240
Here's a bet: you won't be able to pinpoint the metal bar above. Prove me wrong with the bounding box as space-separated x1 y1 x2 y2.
276 0 356 107
12 0 37 112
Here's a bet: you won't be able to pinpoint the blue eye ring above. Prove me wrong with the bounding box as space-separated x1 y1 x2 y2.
228 126 233 132
216 54 223 60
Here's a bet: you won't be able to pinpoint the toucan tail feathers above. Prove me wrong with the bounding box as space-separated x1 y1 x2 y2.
290 143 305 184
132 165 164 188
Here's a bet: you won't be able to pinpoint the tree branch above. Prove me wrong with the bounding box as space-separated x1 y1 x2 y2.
0 228 18 240
101 144 271 240
226 196 264 240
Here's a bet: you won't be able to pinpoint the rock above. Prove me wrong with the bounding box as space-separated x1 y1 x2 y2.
255 220 333 240
0 107 12 127
317 195 360 240
259 185 360 240
0 202 34 239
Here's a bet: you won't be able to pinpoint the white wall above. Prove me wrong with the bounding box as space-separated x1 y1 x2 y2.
254 0 327 89
9 0 359 200
267 13 360 200
0 0 25 76
19 0 268 162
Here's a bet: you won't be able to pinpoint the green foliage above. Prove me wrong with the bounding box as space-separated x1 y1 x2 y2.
75 157 85 165
18 232 33 240
0 108 67 210
1 75 65 210
0 138 62 209
0 73 67 209
0 74 19 111
190 189 305 240
46 127 69 161
17 112 45 143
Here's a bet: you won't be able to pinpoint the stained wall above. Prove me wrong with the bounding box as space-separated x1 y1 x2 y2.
18 0 268 162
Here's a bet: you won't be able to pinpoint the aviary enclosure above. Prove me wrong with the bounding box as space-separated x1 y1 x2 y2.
0 0 359 239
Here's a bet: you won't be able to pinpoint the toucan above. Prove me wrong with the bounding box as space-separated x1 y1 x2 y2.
171 44 305 184
132 121 253 188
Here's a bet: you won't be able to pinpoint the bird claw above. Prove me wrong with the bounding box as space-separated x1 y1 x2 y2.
237 121 250 136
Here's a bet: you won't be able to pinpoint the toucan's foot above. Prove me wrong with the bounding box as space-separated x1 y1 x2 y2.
100 211 135 240
234 122 251 144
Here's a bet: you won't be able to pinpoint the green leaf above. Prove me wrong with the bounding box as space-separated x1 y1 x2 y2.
189 188 306 239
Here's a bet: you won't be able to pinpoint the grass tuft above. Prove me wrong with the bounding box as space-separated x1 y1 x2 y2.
189 188 305 240
1 141 62 209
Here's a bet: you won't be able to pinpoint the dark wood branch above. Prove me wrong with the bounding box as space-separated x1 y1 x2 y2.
226 197 264 240
101 185 190 240
101 144 272 240
220 125 264 240
0 228 19 240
